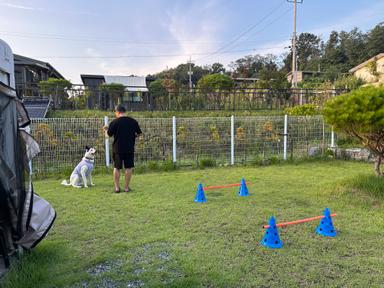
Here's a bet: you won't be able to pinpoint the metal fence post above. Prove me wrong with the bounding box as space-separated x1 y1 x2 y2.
104 116 110 168
172 116 177 163
299 88 303 105
283 115 288 160
231 115 235 165
331 126 335 148
322 117 325 155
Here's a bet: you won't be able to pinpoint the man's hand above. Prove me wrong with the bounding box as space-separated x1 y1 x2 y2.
103 125 108 131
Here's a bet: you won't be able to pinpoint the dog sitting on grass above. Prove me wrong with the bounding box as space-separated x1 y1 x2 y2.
61 146 96 188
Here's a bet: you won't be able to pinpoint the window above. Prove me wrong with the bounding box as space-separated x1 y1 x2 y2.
123 91 130 102
0 70 10 86
133 91 143 102
122 91 143 102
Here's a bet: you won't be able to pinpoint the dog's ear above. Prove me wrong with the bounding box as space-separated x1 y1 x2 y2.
85 146 90 151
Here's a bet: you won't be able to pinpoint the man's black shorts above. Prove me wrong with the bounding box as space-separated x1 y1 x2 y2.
113 152 134 169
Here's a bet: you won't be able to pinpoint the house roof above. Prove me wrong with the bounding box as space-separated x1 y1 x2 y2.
349 53 384 73
233 77 259 81
81 74 148 92
104 75 147 88
80 74 105 81
286 70 323 77
13 54 65 79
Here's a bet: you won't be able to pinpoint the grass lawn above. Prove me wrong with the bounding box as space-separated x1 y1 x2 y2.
2 161 384 287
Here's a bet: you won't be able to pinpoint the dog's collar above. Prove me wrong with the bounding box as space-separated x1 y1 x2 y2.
83 157 94 163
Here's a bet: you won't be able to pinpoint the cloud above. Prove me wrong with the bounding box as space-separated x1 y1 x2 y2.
60 0 291 80
84 0 229 77
0 3 43 11
160 0 226 67
0 2 98 16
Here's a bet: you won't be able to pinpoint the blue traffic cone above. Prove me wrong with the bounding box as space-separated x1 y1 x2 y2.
260 216 283 248
194 183 206 203
316 208 336 237
238 178 249 197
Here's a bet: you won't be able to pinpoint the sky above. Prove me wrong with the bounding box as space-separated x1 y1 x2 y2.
0 0 383 84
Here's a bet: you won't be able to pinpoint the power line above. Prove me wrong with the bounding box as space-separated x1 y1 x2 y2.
30 45 286 60
0 30 289 47
197 6 293 63
195 0 288 62
0 30 228 44
228 7 293 51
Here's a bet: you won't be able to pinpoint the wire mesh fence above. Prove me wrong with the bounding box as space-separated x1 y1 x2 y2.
176 118 232 166
29 116 334 174
20 84 347 111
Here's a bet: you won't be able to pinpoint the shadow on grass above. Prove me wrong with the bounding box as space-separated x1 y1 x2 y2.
2 241 70 288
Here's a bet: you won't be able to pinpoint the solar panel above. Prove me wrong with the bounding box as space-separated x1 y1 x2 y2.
23 99 50 118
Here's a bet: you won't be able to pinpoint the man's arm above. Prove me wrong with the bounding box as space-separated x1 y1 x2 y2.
135 121 142 137
104 120 116 137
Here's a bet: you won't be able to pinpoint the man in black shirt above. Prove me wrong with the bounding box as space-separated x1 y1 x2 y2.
104 105 142 193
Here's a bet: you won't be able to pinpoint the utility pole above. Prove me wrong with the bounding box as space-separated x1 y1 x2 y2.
287 0 303 88
187 57 193 92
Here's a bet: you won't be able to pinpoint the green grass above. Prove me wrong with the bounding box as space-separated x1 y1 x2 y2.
2 161 384 287
47 109 284 118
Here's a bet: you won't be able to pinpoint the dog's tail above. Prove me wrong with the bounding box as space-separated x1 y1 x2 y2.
61 180 71 186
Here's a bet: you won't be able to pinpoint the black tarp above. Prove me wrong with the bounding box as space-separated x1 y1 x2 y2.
0 83 24 259
0 40 55 271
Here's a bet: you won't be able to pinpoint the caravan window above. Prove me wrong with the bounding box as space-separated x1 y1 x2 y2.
0 70 10 86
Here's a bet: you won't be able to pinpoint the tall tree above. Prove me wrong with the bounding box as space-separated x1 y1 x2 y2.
296 33 322 71
339 28 368 69
172 63 210 87
208 62 226 74
282 33 322 72
197 73 234 91
366 22 384 58
321 31 348 79
230 54 282 79
229 55 265 78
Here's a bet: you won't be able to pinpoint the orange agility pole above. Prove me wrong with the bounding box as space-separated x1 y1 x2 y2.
262 213 337 229
203 182 250 190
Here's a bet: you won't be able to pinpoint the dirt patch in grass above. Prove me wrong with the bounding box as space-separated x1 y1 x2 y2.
130 241 184 285
87 260 123 277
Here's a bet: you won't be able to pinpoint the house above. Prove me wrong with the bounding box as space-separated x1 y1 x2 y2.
286 71 323 84
80 74 150 110
12 55 66 115
232 77 259 87
349 53 384 86
13 54 64 97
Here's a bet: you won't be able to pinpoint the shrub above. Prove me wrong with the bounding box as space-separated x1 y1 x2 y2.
199 158 216 168
323 85 384 176
161 160 176 171
284 104 320 116
147 161 160 171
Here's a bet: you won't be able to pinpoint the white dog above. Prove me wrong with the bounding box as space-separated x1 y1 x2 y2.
61 146 96 188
